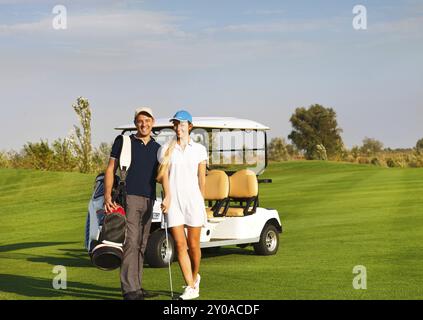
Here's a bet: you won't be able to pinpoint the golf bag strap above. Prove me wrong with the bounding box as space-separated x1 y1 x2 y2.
113 135 131 209
119 135 131 173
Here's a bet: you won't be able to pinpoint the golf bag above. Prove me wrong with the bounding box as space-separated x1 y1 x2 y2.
85 135 131 270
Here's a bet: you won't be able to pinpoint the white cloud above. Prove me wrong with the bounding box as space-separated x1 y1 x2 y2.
0 19 49 34
124 37 319 71
0 8 324 74
0 10 188 38
243 9 285 15
371 16 423 36
0 0 142 5
203 18 345 35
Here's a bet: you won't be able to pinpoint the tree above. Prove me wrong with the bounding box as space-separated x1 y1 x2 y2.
70 97 93 173
22 140 54 170
52 138 77 171
288 104 344 160
0 151 10 168
350 146 360 159
416 138 423 154
92 142 112 173
286 144 299 158
360 137 383 156
268 137 289 161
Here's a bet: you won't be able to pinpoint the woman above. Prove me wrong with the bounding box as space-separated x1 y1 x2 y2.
157 110 207 300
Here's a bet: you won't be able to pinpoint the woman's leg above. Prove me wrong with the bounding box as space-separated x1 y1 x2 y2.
170 225 195 288
187 226 202 283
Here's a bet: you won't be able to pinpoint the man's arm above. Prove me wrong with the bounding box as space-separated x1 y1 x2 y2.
104 135 123 212
104 158 118 212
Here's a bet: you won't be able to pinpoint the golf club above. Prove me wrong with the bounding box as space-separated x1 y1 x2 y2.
161 190 176 300
163 216 174 299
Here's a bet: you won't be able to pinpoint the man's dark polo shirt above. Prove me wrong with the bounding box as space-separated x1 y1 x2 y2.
110 134 161 200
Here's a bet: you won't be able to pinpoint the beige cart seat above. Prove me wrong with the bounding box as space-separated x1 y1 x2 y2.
226 169 259 217
204 170 230 219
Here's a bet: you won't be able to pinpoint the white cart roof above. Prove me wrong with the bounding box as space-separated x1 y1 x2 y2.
115 117 270 131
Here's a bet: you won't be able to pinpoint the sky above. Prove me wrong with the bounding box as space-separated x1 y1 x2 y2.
0 0 422 150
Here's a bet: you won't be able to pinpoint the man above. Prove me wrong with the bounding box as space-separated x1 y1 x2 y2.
104 107 162 300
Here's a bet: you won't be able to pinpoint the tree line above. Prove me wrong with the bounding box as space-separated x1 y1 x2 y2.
268 104 423 168
0 97 111 174
1 101 422 173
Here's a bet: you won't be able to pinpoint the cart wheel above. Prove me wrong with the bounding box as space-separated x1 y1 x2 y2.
253 223 279 255
145 230 175 268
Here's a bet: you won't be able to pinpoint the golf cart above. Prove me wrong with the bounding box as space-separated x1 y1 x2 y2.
85 117 282 268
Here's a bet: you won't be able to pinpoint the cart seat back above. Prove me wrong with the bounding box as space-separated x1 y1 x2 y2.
229 169 258 198
226 169 259 217
205 170 229 200
205 170 230 219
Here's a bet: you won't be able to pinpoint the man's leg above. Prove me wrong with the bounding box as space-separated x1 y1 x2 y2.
120 195 142 296
138 197 153 288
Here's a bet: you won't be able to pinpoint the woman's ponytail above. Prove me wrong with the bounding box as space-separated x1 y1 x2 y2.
156 137 177 183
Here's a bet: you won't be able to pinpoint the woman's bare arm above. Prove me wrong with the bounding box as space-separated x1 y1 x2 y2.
160 167 171 213
198 161 207 198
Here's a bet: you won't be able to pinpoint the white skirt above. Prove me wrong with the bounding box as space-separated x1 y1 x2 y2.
165 187 207 228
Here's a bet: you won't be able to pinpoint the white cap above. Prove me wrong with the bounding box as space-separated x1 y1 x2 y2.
134 106 154 119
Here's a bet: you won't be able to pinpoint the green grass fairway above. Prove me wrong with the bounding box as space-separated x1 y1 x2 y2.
1 161 423 299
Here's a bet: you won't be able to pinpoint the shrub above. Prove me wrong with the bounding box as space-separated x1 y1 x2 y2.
315 144 328 160
386 158 399 168
360 137 384 156
350 146 360 159
0 151 10 168
344 155 356 163
268 137 290 161
51 138 77 171
92 142 112 173
22 140 54 171
371 157 384 166
357 157 370 165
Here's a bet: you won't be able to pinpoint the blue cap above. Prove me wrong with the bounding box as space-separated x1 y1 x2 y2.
169 110 193 124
